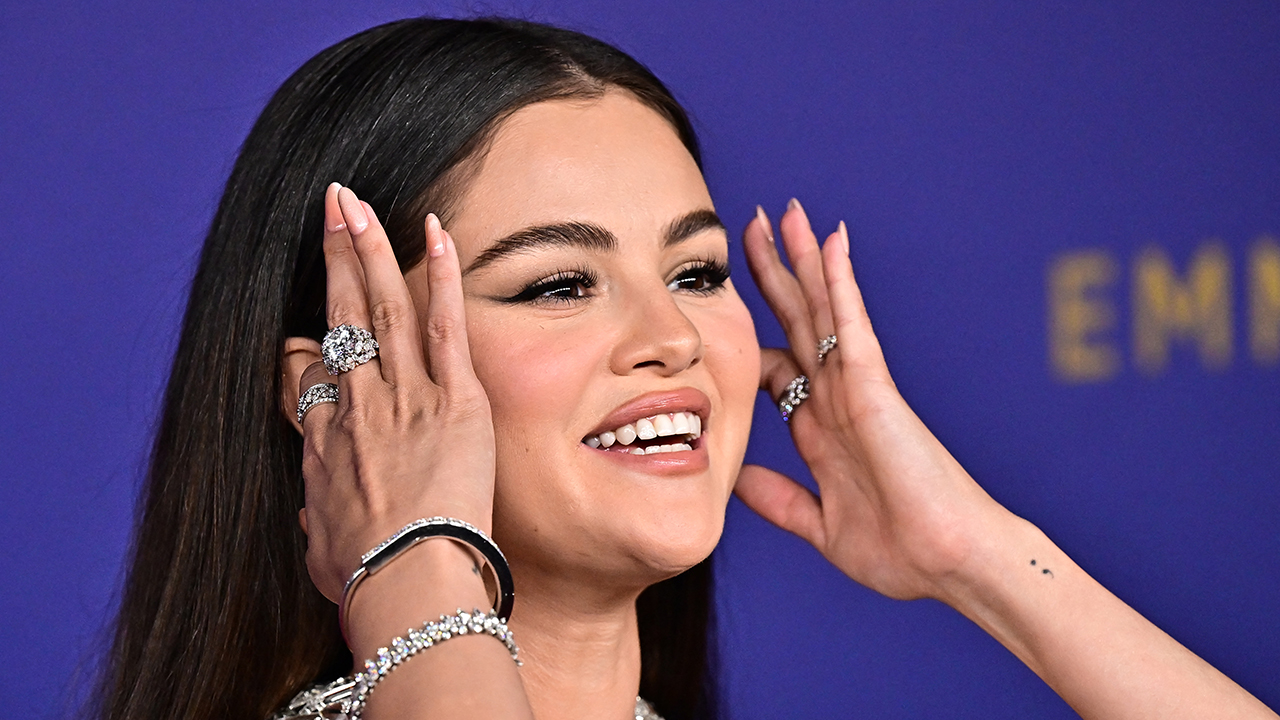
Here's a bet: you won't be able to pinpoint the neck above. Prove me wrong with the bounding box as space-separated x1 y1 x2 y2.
510 569 645 720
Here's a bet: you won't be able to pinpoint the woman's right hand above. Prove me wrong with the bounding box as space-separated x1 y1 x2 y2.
294 183 496 626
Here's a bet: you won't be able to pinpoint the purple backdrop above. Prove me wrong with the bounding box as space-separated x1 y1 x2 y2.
3 2 1278 718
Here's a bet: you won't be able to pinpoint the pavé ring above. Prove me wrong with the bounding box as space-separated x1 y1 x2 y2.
296 383 339 423
817 335 838 364
777 375 810 422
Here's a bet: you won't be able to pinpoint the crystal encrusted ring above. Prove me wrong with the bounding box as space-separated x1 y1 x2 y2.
777 374 810 422
321 324 380 375
296 382 339 424
817 334 838 364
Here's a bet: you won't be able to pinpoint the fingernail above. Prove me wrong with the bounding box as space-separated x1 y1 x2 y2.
838 221 849 254
755 205 774 242
360 201 378 226
339 188 369 233
325 183 346 233
788 197 802 212
426 213 445 257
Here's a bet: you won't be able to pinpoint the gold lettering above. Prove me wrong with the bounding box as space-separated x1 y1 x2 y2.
1048 251 1119 382
1250 237 1280 365
1132 243 1232 374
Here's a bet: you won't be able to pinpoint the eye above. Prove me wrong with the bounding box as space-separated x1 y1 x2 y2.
668 259 730 294
505 269 597 305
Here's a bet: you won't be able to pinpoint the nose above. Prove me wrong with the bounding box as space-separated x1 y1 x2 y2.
610 285 703 376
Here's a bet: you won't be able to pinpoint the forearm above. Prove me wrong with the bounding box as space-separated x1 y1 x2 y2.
940 513 1276 720
345 541 535 720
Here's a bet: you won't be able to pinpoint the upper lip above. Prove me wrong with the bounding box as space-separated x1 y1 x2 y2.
584 387 712 439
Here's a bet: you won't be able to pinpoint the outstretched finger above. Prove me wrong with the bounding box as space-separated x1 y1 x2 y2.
743 206 819 370
422 216 479 390
734 464 826 549
337 188 427 387
323 183 371 338
821 223 892 385
778 199 836 340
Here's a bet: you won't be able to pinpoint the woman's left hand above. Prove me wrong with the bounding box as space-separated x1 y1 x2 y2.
736 200 1008 602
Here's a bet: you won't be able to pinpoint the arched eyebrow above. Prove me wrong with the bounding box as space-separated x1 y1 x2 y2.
462 209 725 276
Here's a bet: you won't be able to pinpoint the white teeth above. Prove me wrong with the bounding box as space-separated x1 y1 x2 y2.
585 412 703 449
616 425 637 445
644 445 660 454
653 414 676 436
635 418 657 440
631 447 646 455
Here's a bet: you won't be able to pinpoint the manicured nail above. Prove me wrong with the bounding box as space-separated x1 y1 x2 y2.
755 205 774 242
426 213 445 257
360 201 378 226
788 197 802 211
325 183 346 232
338 187 369 233
838 221 849 254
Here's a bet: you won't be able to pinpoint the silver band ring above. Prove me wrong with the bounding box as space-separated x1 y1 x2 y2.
778 375 810 422
322 324 380 375
817 335 838 364
297 382 339 423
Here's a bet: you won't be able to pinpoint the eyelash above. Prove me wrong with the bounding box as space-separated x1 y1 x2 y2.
503 258 731 305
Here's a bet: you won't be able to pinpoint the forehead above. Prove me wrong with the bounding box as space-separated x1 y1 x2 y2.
446 90 712 263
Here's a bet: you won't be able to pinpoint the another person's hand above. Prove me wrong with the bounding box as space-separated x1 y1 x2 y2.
290 184 496 631
736 200 1006 602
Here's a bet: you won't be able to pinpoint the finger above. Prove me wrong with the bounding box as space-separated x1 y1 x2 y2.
423 218 479 390
337 188 427 387
778 199 836 340
297 361 339 429
759 346 805 401
734 464 826 549
743 205 819 369
323 183 371 333
822 222 892 384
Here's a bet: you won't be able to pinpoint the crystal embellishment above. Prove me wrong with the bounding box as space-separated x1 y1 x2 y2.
321 324 379 375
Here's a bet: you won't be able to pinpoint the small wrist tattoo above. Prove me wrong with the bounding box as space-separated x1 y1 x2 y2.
1030 559 1053 578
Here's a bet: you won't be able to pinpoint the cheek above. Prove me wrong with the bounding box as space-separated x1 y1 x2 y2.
465 312 596 456
699 298 760 457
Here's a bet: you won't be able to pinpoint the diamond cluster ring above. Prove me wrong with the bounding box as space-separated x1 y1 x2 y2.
322 324 380 375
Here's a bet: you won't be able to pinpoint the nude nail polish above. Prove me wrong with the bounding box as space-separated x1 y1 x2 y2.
755 205 774 242
426 213 445 257
838 221 849 254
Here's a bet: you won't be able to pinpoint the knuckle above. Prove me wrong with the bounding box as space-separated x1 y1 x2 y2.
369 298 410 336
326 301 363 326
425 313 459 344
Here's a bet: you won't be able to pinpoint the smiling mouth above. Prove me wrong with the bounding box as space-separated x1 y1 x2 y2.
582 411 704 455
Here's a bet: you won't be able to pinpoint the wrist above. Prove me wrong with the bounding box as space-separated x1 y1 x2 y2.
344 539 492 660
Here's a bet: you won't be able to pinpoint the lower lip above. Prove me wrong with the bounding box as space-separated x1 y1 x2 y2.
580 437 710 474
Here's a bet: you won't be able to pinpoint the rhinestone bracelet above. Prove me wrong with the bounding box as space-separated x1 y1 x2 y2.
347 608 520 719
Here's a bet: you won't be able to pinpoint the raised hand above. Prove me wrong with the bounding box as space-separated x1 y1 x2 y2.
736 200 1278 720
286 184 497 646
736 199 1006 602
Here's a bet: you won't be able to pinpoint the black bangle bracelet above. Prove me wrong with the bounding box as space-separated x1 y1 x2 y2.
340 517 515 639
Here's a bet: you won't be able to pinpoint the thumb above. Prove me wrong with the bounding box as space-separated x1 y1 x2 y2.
734 464 826 549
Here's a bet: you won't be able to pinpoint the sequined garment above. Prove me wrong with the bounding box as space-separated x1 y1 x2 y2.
271 676 664 720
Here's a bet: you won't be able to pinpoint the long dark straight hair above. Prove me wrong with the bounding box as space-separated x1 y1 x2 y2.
94 18 719 720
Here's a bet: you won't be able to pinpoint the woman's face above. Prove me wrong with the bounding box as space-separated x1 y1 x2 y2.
405 91 760 589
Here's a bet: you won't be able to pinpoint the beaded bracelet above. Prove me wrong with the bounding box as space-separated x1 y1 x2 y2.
347 608 520 719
